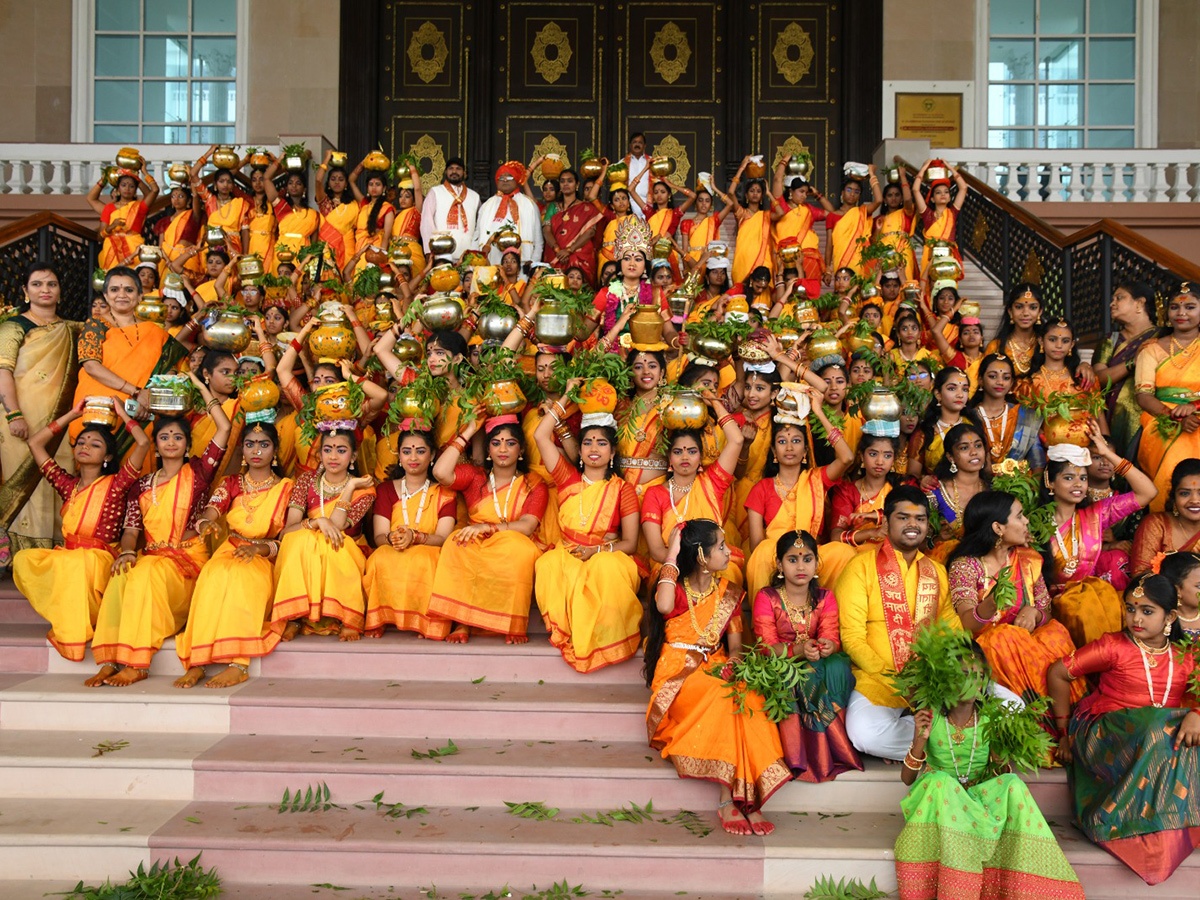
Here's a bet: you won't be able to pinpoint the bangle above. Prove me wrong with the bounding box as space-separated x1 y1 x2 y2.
452 435 468 453
355 374 367 385
258 341 273 357
412 531 427 546
717 414 735 428
1114 459 1132 477
290 338 303 352
48 420 64 437
970 603 995 625
827 427 843 445
660 563 680 582
845 529 858 548
335 498 353 512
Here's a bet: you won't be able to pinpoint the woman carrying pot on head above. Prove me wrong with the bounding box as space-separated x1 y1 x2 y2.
347 165 397 276
912 158 968 279
87 164 159 270
824 166 882 280
189 146 252 259
89 372 230 687
263 155 320 275
156 180 204 281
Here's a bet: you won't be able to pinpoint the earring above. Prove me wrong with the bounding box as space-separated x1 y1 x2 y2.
949 460 958 474
1164 622 1172 635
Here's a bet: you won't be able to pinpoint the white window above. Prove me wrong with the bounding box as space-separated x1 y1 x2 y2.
75 0 241 143
986 0 1146 149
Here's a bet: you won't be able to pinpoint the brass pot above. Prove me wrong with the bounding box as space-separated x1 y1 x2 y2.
394 334 424 364
667 292 690 319
249 152 272 168
81 396 117 428
363 150 390 171
477 308 519 343
307 305 357 360
485 379 526 416
329 151 348 168
959 299 981 318
885 166 902 184
429 263 461 293
1044 413 1092 447
473 266 499 289
579 157 607 180
931 257 962 280
652 235 674 259
147 375 192 415
378 271 396 291
649 156 676 178
540 271 566 289
239 374 280 413
927 162 949 181
115 147 143 170
494 229 522 252
393 386 440 421
809 331 841 361
794 299 820 327
212 145 240 169
373 295 396 326
863 386 902 426
237 254 265 280
691 333 731 360
662 391 709 431
420 293 465 331
534 299 574 346
275 246 296 264
777 329 800 352
859 281 880 301
541 154 564 179
138 244 161 263
135 296 167 324
203 309 252 353
779 242 800 265
167 162 190 185
746 155 766 178
628 305 664 346
283 154 306 172
606 161 629 187
429 232 456 257
846 330 877 354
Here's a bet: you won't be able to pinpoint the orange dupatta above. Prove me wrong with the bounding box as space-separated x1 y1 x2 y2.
60 475 120 552
875 541 940 670
99 201 147 268
830 208 871 275
160 209 203 277
732 210 773 283
557 477 623 547
141 466 207 578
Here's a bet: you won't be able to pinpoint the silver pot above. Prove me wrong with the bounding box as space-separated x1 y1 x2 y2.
534 300 574 346
477 308 519 343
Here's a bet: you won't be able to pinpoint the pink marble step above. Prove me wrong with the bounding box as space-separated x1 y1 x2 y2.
0 584 42 625
148 801 765 893
258 629 645 684
191 733 1073 817
228 678 650 741
0 883 768 900
0 623 49 674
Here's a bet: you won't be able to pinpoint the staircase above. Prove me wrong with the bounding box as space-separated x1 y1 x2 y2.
1 585 1197 899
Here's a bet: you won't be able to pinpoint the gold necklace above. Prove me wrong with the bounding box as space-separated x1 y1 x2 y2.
1131 633 1170 668
1087 485 1113 503
1170 334 1199 368
683 577 723 646
778 586 813 637
774 475 799 502
240 472 277 525
947 709 976 746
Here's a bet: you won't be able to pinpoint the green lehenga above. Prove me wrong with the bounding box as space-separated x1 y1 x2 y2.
894 711 1083 900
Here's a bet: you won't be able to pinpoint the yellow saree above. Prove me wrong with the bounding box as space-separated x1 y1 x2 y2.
732 210 774 284
1136 340 1200 513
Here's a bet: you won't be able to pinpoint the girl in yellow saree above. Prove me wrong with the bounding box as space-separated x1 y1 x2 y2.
157 185 204 280
315 151 359 269
89 378 230 687
533 392 643 673
429 416 549 644
1136 285 1200 513
349 174 396 275
597 191 635 271
264 164 320 273
14 400 149 662
87 169 159 270
682 183 734 268
363 426 457 640
644 519 789 836
390 167 426 273
641 394 745 586
824 167 882 279
728 157 776 285
616 349 670 498
271 426 377 642
912 159 968 277
745 398 855 597
175 421 293 689
873 167 916 281
243 161 279 266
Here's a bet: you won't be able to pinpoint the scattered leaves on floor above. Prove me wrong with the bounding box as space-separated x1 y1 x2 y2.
369 791 429 819
411 739 460 760
804 875 889 900
277 782 342 813
90 739 129 758
504 800 559 820
56 852 220 899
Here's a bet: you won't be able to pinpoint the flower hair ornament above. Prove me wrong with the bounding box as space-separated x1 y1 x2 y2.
1151 551 1170 575
612 215 653 261
316 419 358 434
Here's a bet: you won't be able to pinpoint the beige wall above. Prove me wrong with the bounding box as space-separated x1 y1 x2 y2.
883 0 976 82
0 0 72 142
1157 0 1200 149
244 0 340 145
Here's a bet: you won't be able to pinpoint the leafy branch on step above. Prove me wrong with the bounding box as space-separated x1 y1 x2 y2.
364 791 429 819
504 800 560 820
456 882 590 900
569 801 655 826
658 809 713 838
277 782 342 813
54 853 221 899
91 739 129 758
804 875 889 899
411 739 460 760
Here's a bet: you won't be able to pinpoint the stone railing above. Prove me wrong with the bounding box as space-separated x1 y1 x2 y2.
937 149 1200 204
0 143 215 194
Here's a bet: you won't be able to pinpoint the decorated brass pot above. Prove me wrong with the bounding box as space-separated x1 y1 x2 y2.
628 304 664 346
605 161 629 187
931 256 963 280
862 386 902 427
240 374 280 414
778 241 800 265
393 386 441 422
329 151 348 168
652 236 674 259
579 156 607 180
82 396 118 428
420 293 465 331
249 152 272 168
578 379 618 415
203 309 252 353
363 150 390 171
662 391 709 431
429 232 456 257
307 304 357 360
794 299 820 327
485 379 526 417
237 254 265 280
541 154 564 179
691 333 732 361
885 166 902 184
959 298 981 318
373 295 397 327
926 160 950 182
429 263 461 293
135 295 167 324
534 299 574 347
477 308 519 344
147 375 192 415
649 156 676 178
845 329 877 355
1044 413 1093 448
494 229 522 252
859 281 880 301
394 333 424 364
777 329 800 352
115 147 143 171
540 271 566 289
275 246 296 264
314 382 354 420
212 145 240 169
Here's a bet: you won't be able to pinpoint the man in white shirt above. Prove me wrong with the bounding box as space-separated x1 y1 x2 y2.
622 132 650 221
419 156 481 262
475 161 543 266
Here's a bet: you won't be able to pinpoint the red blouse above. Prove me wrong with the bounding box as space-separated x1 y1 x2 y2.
447 463 549 521
40 459 141 545
1064 632 1199 719
289 471 376 538
752 586 840 650
372 479 456 523
641 461 735 526
744 467 837 526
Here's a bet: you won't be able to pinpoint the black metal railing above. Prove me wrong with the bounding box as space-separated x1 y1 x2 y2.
0 214 100 321
902 159 1200 345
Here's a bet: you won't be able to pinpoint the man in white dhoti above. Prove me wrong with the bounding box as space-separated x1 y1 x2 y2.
419 156 480 262
475 161 543 266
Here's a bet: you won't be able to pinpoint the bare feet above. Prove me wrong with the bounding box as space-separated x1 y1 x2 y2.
365 627 384 639
173 667 206 689
104 666 148 687
744 809 775 836
717 803 751 836
505 633 530 645
446 624 470 644
84 664 119 687
205 665 248 689
339 626 362 642
280 621 301 642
